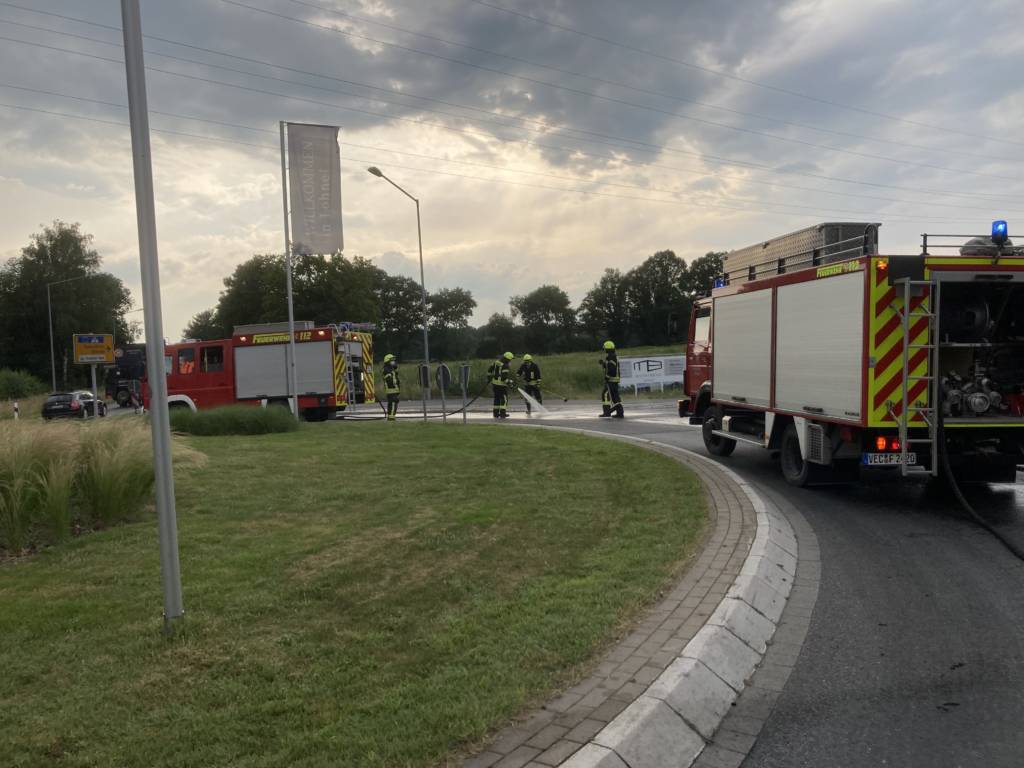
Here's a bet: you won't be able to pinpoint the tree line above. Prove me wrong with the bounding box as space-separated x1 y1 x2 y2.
186 249 725 360
0 221 726 388
0 221 133 389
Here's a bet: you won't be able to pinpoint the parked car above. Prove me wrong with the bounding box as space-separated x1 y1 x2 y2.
41 391 107 419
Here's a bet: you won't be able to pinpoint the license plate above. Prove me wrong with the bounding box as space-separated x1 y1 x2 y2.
862 452 917 466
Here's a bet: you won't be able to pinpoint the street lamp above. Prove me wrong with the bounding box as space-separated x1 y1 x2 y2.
367 166 430 422
46 273 95 392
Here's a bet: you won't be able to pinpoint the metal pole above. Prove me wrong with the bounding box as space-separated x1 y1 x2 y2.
47 283 56 392
90 363 98 418
279 121 300 418
416 198 429 423
120 0 183 633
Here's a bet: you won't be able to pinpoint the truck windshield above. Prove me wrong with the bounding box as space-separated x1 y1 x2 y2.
694 310 711 343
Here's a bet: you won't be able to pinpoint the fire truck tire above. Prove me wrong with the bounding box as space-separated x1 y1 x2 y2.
702 405 736 457
780 423 827 487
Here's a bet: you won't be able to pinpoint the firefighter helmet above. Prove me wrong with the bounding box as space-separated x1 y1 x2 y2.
383 353 395 363
603 340 616 351
503 351 514 360
523 354 532 361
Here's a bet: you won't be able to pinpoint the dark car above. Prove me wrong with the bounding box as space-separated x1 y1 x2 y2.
41 391 107 420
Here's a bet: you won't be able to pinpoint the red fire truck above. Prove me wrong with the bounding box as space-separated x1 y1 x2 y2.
145 322 375 421
681 221 1024 486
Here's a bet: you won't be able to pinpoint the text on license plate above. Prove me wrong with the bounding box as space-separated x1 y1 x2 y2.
862 452 917 466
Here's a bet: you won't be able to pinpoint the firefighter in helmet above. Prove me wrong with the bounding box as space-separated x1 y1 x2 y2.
599 340 624 418
517 354 542 414
382 353 400 421
488 351 515 418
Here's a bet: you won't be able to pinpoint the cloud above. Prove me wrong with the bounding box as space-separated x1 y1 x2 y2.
0 0 1021 340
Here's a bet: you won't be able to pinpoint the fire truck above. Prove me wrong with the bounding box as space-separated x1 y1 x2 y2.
680 221 1024 486
145 321 375 421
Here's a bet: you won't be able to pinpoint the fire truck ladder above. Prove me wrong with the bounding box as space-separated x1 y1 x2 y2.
895 278 940 477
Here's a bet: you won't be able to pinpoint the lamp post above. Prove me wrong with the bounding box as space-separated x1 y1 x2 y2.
367 166 430 422
46 273 95 392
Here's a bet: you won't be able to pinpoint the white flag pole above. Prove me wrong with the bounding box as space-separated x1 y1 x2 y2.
120 0 183 634
279 121 299 418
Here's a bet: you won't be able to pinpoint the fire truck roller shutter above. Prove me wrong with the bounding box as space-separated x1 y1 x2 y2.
775 271 864 420
713 290 772 407
293 341 334 394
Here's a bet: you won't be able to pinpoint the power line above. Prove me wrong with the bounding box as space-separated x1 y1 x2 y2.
277 0 1002 165
0 98 978 223
1 27 1015 209
209 0 1021 183
4 79 1019 219
464 0 1024 150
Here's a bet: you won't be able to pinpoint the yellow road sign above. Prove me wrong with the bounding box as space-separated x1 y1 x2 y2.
73 333 114 364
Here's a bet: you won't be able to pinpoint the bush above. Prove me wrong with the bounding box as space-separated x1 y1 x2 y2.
170 405 300 436
0 420 203 554
77 422 156 528
0 369 48 399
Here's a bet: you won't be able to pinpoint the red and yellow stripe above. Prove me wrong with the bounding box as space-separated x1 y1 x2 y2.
867 259 930 427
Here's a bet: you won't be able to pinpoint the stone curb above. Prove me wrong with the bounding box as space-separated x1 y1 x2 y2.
512 427 797 768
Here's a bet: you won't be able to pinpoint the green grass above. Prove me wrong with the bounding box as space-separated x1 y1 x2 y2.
396 344 685 402
0 394 47 421
170 404 301 435
0 423 707 768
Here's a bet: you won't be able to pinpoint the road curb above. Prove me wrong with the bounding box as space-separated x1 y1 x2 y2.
508 427 797 768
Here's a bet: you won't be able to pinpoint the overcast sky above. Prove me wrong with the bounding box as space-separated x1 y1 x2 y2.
1 0 1022 339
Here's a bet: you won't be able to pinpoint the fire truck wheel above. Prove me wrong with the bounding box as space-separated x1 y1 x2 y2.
702 405 736 457
780 423 825 487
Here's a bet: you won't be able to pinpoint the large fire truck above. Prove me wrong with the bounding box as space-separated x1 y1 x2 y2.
144 321 375 421
680 221 1024 486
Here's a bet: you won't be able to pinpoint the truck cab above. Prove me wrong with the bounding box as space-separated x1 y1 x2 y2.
679 298 712 422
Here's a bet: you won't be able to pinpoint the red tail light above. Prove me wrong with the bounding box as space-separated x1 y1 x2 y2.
70 400 81 410
889 438 900 451
875 436 886 451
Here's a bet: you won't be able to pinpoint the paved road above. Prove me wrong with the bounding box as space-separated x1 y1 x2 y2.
480 402 1024 768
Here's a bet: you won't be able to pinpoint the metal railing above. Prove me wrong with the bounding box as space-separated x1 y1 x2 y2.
723 231 876 286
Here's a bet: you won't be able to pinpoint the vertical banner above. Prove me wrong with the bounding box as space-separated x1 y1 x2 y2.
286 123 343 255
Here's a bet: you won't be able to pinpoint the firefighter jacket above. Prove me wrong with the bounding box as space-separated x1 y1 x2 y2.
601 354 621 383
382 361 401 394
517 361 542 385
488 359 513 387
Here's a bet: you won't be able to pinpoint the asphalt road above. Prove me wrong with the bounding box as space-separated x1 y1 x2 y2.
495 401 1024 768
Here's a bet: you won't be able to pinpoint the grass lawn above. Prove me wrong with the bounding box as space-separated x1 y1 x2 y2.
396 344 686 402
1 395 47 421
0 422 706 767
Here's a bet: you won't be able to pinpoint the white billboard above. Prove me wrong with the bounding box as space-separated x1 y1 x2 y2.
618 355 686 392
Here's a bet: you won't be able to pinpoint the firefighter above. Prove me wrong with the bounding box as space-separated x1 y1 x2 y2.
488 351 515 418
517 354 542 414
382 353 400 421
599 340 624 418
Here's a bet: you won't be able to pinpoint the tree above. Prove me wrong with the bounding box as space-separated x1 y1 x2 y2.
578 268 630 344
475 313 521 360
679 252 725 303
429 287 477 360
624 250 687 345
509 284 575 353
0 221 132 387
182 309 226 341
375 274 424 359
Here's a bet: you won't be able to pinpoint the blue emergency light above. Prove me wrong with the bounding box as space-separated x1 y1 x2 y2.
713 277 726 289
992 219 1008 246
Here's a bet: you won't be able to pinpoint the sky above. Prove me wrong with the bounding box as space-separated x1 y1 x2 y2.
1 0 1022 340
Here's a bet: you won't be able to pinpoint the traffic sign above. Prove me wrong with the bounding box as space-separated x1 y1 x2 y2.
73 333 114 364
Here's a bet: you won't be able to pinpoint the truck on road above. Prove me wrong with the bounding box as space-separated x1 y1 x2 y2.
680 221 1024 486
144 322 374 421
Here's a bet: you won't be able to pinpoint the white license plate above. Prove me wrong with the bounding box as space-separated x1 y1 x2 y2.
862 452 917 466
